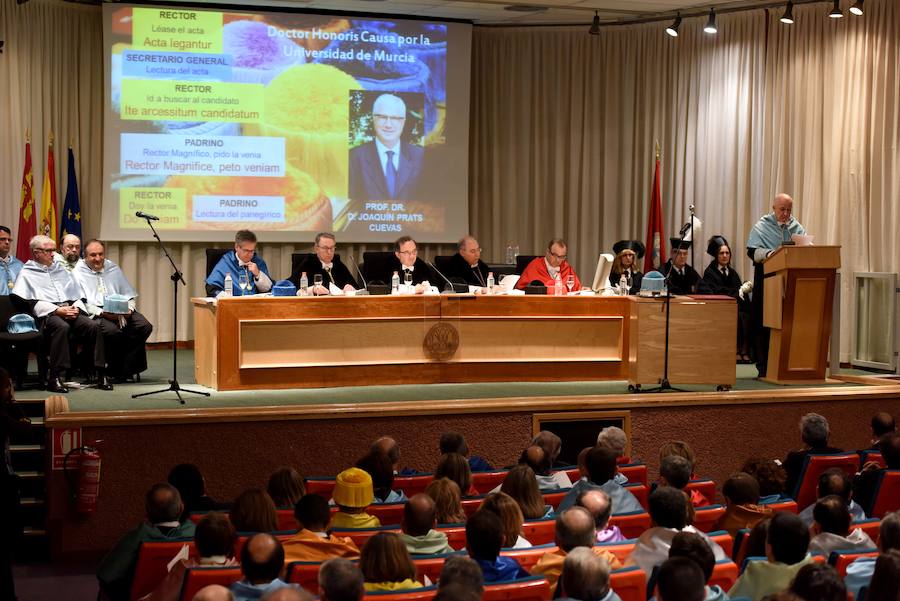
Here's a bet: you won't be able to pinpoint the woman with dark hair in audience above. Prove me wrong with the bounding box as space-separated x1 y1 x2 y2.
167 463 224 521
1 367 30 601
435 453 477 497
500 464 551 520
742 517 771 560
479 492 531 548
266 466 305 508
357 450 407 503
426 477 466 524
230 488 278 533
788 563 847 601
360 532 424 591
741 458 789 503
865 549 900 601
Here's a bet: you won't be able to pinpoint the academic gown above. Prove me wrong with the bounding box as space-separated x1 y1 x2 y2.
384 257 435 287
698 262 752 357
0 257 23 296
444 253 490 287
608 269 643 294
660 260 700 295
515 257 581 291
289 255 359 291
205 251 271 297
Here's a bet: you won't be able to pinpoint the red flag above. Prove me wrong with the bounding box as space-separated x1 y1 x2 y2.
17 139 36 259
643 150 666 272
39 135 59 243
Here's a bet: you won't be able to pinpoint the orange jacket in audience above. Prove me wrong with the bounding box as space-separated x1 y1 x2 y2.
283 528 360 563
531 547 622 590
713 504 774 538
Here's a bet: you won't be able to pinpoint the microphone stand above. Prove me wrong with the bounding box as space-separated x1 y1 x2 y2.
132 216 210 404
689 203 696 269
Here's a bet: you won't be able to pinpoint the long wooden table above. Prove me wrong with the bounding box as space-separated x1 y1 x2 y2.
191 294 735 391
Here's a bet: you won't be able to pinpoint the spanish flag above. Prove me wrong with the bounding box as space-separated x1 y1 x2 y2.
643 142 666 272
39 133 58 243
16 137 36 259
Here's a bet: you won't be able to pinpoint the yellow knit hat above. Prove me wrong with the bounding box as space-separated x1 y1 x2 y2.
333 467 374 508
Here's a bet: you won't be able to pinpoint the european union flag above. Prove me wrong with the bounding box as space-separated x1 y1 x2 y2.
61 147 81 240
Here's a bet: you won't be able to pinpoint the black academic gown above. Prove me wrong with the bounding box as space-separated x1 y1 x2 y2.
698 263 742 297
660 260 700 295
384 257 435 286
445 253 490 287
608 270 644 295
289 255 359 290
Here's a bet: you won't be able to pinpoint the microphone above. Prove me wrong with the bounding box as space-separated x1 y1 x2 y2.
135 211 159 221
427 260 460 294
346 253 369 295
679 222 691 237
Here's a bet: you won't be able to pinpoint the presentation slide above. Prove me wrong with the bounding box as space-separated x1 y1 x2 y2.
101 4 472 242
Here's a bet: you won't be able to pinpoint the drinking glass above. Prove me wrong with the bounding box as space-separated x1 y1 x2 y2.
566 274 576 294
313 274 324 293
238 271 250 295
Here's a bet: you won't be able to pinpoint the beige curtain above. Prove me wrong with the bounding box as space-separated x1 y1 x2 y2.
2 0 898 356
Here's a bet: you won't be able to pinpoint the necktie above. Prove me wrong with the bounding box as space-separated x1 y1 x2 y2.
385 150 398 199
324 266 333 284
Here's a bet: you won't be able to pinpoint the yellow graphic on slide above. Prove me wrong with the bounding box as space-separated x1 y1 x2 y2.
132 7 223 54
120 80 263 122
120 188 186 228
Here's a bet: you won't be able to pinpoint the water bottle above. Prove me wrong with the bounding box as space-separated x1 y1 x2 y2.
619 274 628 296
391 271 400 294
486 271 495 294
505 242 514 265
512 242 520 259
554 276 563 296
222 272 233 297
299 271 308 296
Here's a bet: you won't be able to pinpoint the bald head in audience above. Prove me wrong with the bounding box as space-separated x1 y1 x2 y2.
240 533 284 585
261 588 313 601
521 444 550 475
192 585 234 601
555 506 597 552
371 436 400 471
402 493 437 536
575 489 614 531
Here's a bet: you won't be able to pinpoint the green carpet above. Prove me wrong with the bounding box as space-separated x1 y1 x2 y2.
46 349 877 413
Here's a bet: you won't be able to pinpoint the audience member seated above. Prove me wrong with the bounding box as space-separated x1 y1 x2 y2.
283 494 359 563
659 441 701 479
559 547 622 601
863 548 900 601
713 472 774 537
808 495 875 555
230 489 278 533
230 533 298 601
435 452 478 497
787 563 846 601
533 430 567 469
596 426 628 461
667 531 729 601
728 512 814 601
318 558 364 601
798 468 865 527
140 512 238 601
844 509 900 598
440 431 493 472
97 483 197 601
356 450 408 504
466 510 529 583
501 464 553 520
400 493 455 555
359 532 424 591
866 412 896 450
480 492 531 549
168 463 225 521
520 444 573 490
853 431 900 513
742 518 771 560
575 447 592 483
627 487 726 581
266 467 306 509
558 447 643 514
741 458 789 503
660 455 709 508
426 477 466 524
576 489 626 544
329 468 380 529
261 588 313 601
438 555 484 596
656 557 707 601
783 413 843 496
371 436 410 475
532 507 622 590
192 585 235 601
435 584 480 601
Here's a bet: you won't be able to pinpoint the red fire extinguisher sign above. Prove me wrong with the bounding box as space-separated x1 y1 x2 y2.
52 428 82 470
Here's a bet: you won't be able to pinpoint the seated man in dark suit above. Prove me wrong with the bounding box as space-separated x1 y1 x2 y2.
289 233 359 295
660 237 700 295
784 412 843 496
385 236 435 294
349 93 424 202
444 235 490 289
853 431 900 514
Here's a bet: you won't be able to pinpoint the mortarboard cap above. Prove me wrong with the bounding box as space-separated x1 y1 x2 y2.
669 237 692 251
706 236 730 258
612 240 646 259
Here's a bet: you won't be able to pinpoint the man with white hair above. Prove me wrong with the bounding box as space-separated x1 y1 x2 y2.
559 547 622 601
783 413 842 496
348 93 424 202
11 235 112 393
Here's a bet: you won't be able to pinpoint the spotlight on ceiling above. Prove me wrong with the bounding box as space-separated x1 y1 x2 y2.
780 2 795 24
665 14 682 37
589 11 600 35
704 8 718 34
849 0 864 16
829 0 844 18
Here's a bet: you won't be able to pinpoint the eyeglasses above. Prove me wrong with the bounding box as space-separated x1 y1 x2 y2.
549 252 567 261
464 247 482 253
34 248 54 254
399 249 418 256
317 245 337 252
235 245 256 254
374 113 406 124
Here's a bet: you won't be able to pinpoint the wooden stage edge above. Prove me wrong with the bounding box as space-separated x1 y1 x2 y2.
44 376 900 427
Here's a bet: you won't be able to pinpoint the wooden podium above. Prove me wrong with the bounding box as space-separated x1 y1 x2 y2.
763 245 841 384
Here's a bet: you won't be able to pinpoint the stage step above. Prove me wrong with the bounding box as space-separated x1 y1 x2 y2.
10 395 50 561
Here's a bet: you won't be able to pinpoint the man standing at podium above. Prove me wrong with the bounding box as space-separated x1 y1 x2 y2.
746 193 807 377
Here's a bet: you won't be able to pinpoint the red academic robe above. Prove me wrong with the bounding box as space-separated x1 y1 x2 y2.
515 257 582 292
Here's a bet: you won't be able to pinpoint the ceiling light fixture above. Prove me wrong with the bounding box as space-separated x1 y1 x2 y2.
589 11 600 35
665 14 682 37
849 0 864 16
829 0 844 18
704 8 718 34
780 2 795 24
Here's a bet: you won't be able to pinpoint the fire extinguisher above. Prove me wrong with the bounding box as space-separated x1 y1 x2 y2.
64 445 102 514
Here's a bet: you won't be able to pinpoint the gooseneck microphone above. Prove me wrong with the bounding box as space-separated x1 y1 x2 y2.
135 211 160 221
